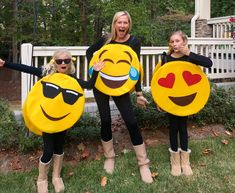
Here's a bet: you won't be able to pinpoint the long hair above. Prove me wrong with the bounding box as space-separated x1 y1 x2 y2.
42 48 76 76
105 11 132 45
167 30 188 55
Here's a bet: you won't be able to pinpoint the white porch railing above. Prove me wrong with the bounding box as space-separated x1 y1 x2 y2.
21 38 235 106
207 15 235 38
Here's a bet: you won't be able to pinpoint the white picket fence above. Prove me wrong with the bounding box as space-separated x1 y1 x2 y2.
20 38 235 106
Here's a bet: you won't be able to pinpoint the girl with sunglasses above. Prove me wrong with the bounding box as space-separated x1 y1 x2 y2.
0 48 104 193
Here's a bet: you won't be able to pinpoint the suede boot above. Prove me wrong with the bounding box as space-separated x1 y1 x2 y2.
37 159 51 193
169 148 181 176
52 154 65 193
180 149 193 176
101 139 115 174
133 143 153 184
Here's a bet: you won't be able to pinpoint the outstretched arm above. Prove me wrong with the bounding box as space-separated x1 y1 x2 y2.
77 60 105 89
0 59 43 77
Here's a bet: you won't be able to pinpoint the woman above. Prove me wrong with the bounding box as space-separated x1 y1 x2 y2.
86 11 153 184
0 49 104 193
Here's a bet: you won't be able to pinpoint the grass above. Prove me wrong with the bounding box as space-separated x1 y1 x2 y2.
0 136 235 193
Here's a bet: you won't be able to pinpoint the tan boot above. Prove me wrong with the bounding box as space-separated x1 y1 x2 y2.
52 154 65 193
101 139 115 174
37 159 51 193
180 149 193 176
169 148 181 176
133 143 153 184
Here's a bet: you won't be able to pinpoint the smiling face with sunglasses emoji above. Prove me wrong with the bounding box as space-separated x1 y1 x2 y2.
23 73 85 135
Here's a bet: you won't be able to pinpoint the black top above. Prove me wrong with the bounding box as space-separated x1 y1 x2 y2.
4 61 99 89
86 35 142 92
162 52 213 68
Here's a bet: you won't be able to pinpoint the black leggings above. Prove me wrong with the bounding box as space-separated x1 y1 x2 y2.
40 130 67 163
168 114 188 152
93 88 143 146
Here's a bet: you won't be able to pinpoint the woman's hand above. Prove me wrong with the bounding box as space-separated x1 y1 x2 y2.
136 92 149 109
93 60 105 71
0 59 5 67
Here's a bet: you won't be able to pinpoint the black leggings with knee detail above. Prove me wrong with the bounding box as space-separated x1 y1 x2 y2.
168 114 188 151
40 130 66 163
93 88 143 146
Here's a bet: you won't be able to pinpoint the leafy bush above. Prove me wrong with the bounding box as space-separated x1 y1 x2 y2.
192 84 235 130
0 99 41 152
67 112 100 142
131 91 169 130
131 84 235 131
0 99 20 149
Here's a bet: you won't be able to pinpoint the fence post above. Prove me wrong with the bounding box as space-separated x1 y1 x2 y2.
20 43 33 107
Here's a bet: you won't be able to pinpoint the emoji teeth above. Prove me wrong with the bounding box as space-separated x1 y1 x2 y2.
100 71 129 81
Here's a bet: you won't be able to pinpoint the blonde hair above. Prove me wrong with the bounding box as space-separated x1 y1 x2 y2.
105 11 132 45
167 31 188 55
42 48 76 76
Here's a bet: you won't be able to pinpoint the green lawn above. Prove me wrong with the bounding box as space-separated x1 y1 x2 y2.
0 136 235 193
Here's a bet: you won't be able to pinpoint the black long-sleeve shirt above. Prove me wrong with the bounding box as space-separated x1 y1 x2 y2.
4 61 98 89
164 52 213 68
86 35 142 92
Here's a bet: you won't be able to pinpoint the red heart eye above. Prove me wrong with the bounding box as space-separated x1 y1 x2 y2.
158 73 175 88
183 71 202 86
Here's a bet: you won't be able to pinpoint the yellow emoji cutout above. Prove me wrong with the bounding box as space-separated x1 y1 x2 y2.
89 44 142 96
151 61 210 116
23 73 85 135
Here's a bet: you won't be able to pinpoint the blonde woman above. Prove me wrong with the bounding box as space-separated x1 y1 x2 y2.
86 11 153 184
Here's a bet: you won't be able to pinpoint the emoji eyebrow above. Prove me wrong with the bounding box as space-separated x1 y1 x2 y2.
117 60 131 65
99 49 108 59
124 51 132 62
103 58 114 63
46 83 59 89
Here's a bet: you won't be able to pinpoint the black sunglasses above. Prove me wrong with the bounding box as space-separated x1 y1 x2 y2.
41 81 83 105
55 59 71 65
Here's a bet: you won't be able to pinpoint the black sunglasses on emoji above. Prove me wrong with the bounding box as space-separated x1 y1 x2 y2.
41 81 83 105
55 59 71 65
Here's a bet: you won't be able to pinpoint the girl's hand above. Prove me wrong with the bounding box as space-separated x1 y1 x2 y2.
178 45 190 56
93 60 105 71
0 59 5 67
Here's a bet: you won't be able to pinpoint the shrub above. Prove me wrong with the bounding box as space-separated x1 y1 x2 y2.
67 112 100 142
192 84 235 130
0 99 20 149
131 91 168 130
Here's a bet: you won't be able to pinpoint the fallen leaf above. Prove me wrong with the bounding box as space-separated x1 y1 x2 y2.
81 149 90 159
67 172 74 177
211 129 218 137
221 139 229 145
200 162 206 167
122 149 130 154
202 148 212 155
225 130 232 136
77 143 86 151
151 172 159 178
101 176 107 187
95 154 101 161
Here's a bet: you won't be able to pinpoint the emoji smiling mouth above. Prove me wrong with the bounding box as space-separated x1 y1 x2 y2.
168 93 197 106
100 72 129 89
40 105 70 121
